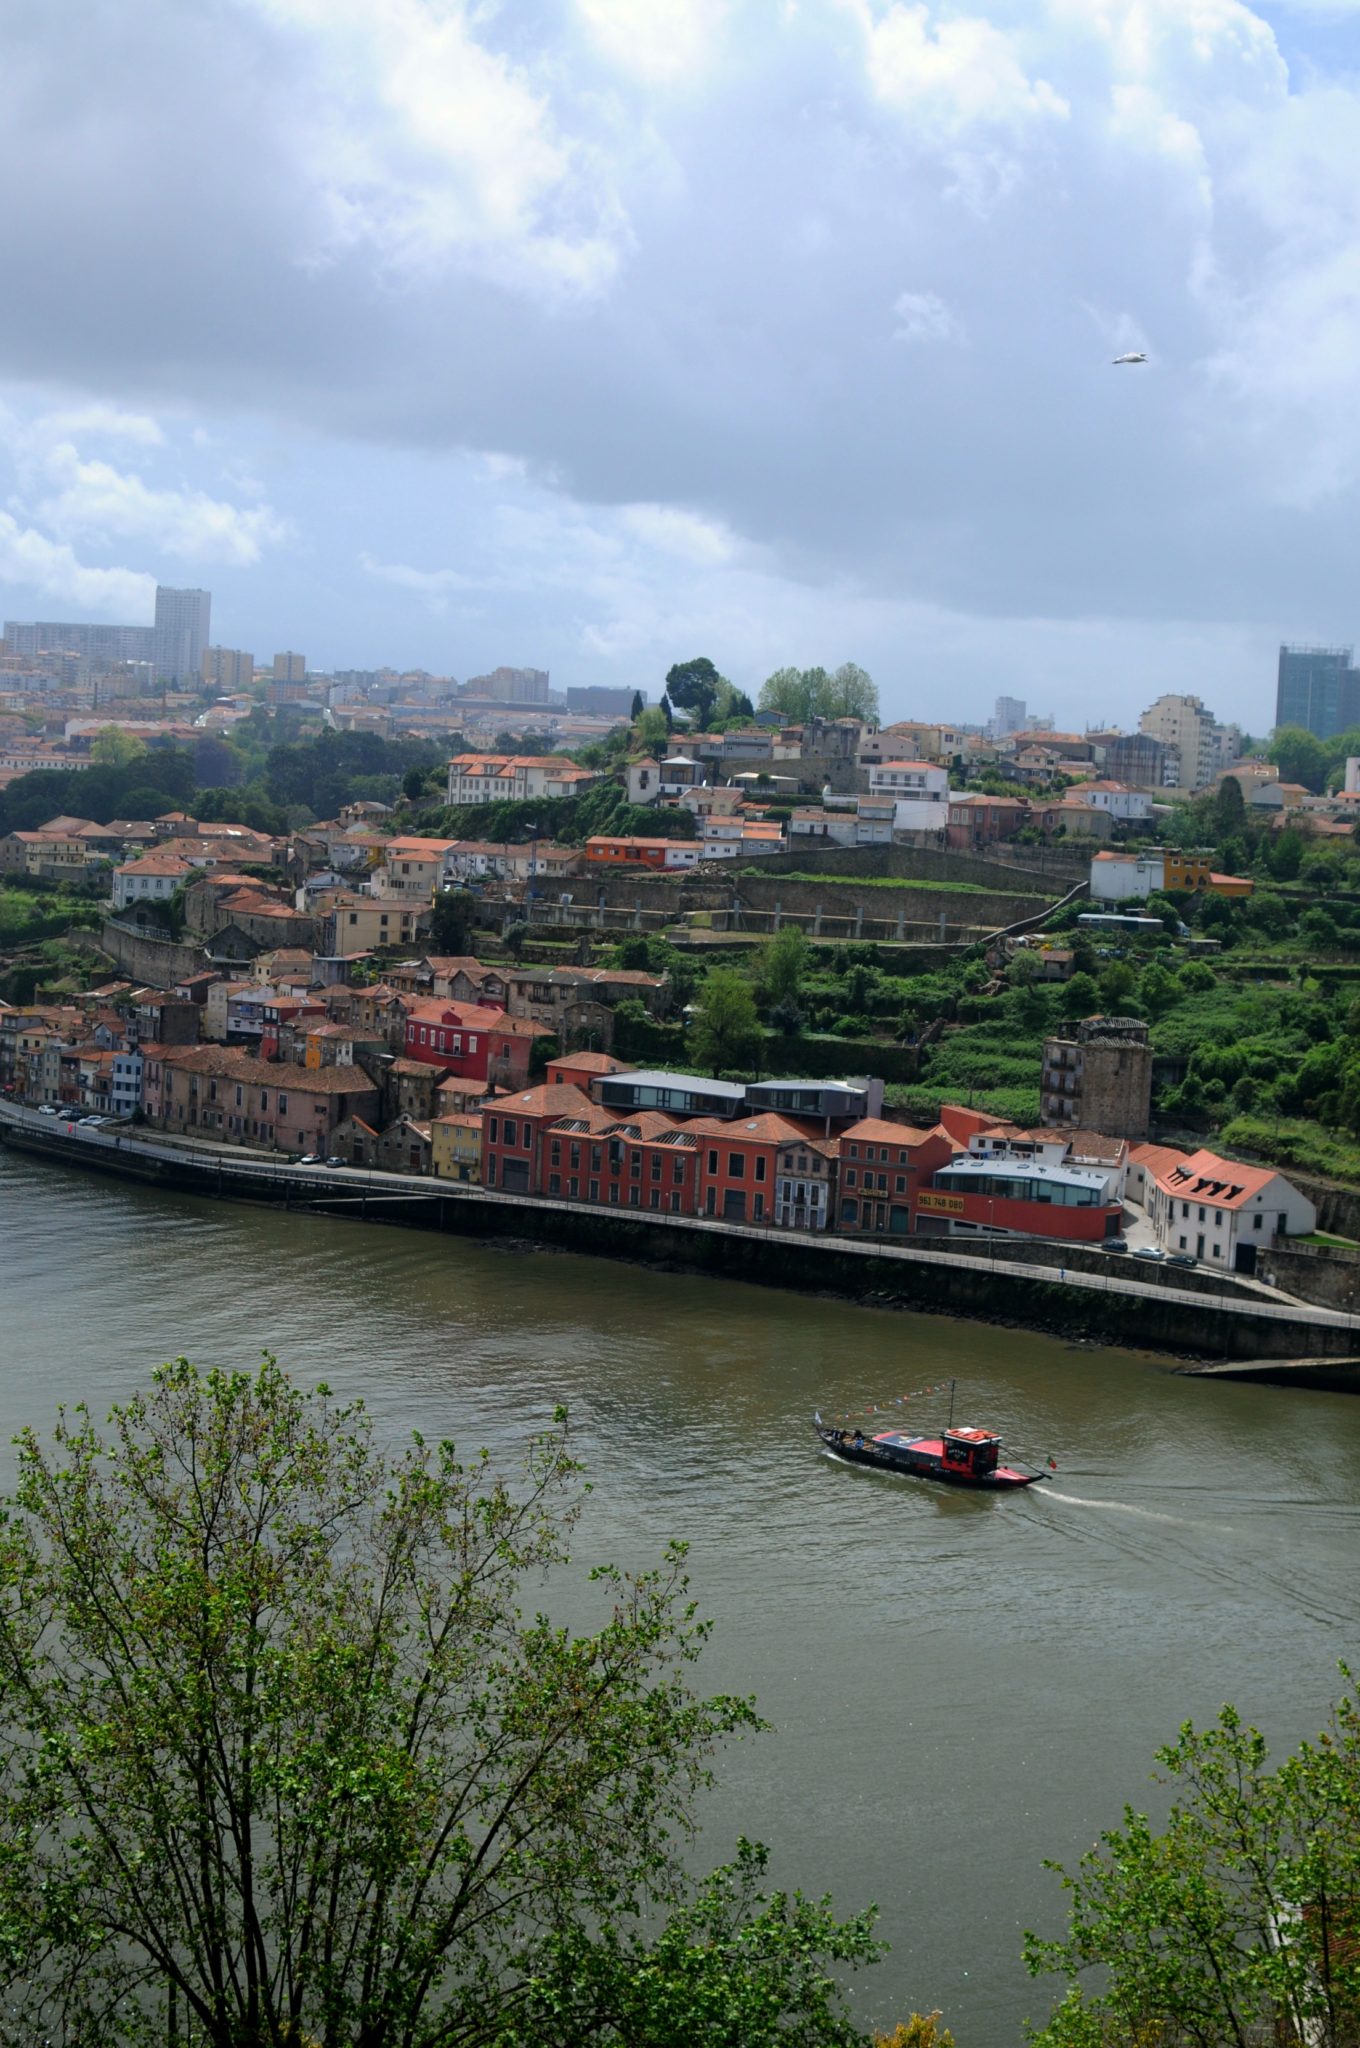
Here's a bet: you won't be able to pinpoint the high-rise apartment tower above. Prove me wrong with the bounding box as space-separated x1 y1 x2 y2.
153 587 211 684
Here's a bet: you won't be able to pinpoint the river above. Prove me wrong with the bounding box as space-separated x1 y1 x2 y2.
4 1146 1360 2042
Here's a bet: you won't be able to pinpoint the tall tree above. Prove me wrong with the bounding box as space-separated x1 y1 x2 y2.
762 923 810 1008
635 705 671 755
758 667 815 722
690 968 763 1075
1026 1681 1360 2048
630 689 645 721
665 658 723 732
827 663 879 722
0 1359 882 2048
90 726 147 768
1271 725 1329 793
428 887 478 954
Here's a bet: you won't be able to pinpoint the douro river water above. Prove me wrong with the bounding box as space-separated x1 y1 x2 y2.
3 1148 1359 2042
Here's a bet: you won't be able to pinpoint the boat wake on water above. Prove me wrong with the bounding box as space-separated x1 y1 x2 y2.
1039 1487 1232 1532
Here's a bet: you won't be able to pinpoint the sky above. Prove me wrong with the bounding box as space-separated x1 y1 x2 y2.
1 0 1358 733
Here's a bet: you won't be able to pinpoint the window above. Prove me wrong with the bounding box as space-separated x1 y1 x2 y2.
707 1148 719 1175
755 1157 766 1182
503 1119 517 1147
485 1156 497 1185
895 1175 906 1194
650 1189 660 1210
671 1192 682 1212
1213 1243 1221 1260
488 1116 498 1142
845 1168 857 1189
569 1176 579 1197
550 1140 561 1166
235 1085 243 1107
260 1091 269 1112
754 1194 764 1221
1198 1206 1205 1222
570 1144 581 1169
630 1154 641 1178
651 1156 662 1180
278 1094 287 1115
589 1179 599 1201
673 1160 685 1184
841 1201 858 1224
728 1154 745 1178
1253 1213 1263 1231
1215 1209 1223 1225
848 1144 857 1159
609 1185 620 1205
592 1146 602 1171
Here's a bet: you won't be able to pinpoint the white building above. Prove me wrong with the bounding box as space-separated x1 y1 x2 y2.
1089 850 1165 902
1137 694 1220 791
1345 758 1360 796
111 851 202 910
153 586 211 685
1130 1143 1315 1272
110 1048 144 1118
446 753 597 806
1064 780 1155 823
626 758 660 806
867 759 950 833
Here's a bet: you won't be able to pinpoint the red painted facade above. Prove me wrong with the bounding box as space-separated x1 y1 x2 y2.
836 1119 956 1235
688 1113 830 1227
403 1000 536 1088
480 1085 701 1212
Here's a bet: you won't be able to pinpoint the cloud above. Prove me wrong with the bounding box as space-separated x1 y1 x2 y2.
359 553 479 610
574 0 729 84
892 289 968 345
35 447 290 565
0 0 1356 726
616 503 740 565
852 1 1068 136
246 0 628 294
0 513 155 615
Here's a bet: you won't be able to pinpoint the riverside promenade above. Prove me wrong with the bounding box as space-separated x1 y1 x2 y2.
3 1099 1357 1378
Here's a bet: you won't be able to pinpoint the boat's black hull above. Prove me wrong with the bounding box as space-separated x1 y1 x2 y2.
814 1427 1047 1489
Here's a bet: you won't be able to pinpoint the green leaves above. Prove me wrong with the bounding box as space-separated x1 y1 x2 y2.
0 1358 868 2048
1025 1677 1360 2048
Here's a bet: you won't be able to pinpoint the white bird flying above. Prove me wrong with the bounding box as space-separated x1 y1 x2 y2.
1112 351 1147 364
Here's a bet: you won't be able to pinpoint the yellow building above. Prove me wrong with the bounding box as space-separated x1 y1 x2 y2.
1163 851 1213 891
431 1111 482 1184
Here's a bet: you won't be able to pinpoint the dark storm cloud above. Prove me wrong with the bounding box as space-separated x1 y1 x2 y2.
0 0 1357 711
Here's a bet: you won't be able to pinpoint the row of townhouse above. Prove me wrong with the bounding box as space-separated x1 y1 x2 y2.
7 986 1316 1267
467 1077 1132 1242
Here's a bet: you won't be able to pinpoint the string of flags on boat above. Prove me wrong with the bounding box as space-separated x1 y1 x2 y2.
833 1383 953 1422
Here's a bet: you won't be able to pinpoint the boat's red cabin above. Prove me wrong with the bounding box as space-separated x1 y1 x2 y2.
940 1427 1001 1477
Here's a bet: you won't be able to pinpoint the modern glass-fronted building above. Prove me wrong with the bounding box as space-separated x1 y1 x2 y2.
1276 645 1358 739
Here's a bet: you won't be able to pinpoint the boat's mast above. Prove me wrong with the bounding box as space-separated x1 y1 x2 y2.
947 1378 957 1428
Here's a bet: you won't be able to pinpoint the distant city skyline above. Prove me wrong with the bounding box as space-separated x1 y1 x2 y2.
1 2 1356 732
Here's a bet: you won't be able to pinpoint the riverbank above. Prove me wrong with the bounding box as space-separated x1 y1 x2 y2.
5 1100 1355 1372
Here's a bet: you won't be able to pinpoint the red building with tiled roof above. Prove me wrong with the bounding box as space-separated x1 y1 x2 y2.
688 1111 839 1229
402 1000 538 1089
836 1118 957 1236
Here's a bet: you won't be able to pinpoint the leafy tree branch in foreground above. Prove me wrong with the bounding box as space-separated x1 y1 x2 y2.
0 1357 881 2048
1025 1680 1360 2048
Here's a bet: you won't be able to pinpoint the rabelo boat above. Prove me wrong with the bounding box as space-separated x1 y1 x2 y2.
814 1382 1050 1491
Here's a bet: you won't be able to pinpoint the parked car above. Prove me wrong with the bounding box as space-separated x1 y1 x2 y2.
1102 1236 1129 1254
37 1104 58 1116
1132 1246 1166 1262
298 1152 323 1165
1167 1251 1197 1268
324 1155 345 1168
